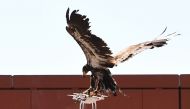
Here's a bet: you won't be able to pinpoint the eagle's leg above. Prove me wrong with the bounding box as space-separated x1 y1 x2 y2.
83 75 96 95
83 74 101 96
90 75 100 96
93 79 100 95
92 72 105 95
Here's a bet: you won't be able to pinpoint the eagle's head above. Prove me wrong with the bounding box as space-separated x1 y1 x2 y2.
82 64 92 77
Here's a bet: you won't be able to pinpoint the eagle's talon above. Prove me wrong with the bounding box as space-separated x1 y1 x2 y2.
83 87 94 96
89 91 97 96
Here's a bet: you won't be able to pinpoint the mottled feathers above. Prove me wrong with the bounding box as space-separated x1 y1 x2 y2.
66 8 179 68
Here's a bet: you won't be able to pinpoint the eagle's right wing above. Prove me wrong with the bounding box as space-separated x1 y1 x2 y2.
66 8 115 68
113 28 180 65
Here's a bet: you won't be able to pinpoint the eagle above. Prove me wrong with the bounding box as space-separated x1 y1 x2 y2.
66 8 179 96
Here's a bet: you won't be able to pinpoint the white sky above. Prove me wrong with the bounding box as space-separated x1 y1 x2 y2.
0 0 189 75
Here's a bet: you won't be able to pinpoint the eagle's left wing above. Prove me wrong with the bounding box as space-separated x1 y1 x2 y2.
113 28 180 65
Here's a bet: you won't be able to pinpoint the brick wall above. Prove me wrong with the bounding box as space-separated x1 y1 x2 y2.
0 75 189 109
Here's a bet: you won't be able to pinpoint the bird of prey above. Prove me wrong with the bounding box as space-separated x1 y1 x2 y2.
66 8 179 96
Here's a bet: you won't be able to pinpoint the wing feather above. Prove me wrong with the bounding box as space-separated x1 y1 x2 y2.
66 8 115 68
113 29 180 65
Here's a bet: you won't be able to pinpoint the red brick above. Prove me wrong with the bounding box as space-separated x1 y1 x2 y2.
0 90 31 109
32 90 79 109
98 90 142 109
143 89 178 109
181 89 190 109
0 75 12 88
113 75 179 88
13 75 90 89
180 75 190 88
13 75 180 89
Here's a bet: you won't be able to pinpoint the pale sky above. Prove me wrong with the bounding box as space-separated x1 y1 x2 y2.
0 0 189 75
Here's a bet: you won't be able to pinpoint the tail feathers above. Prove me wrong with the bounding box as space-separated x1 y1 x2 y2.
113 27 180 65
95 69 118 95
102 73 126 96
103 72 117 94
89 69 124 96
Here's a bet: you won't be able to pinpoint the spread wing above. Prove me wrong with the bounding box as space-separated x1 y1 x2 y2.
113 28 180 65
66 8 115 68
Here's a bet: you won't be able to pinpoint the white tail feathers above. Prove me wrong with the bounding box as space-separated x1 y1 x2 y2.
113 27 180 66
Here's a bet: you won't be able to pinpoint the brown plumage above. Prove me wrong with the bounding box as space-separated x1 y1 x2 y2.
66 8 179 96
